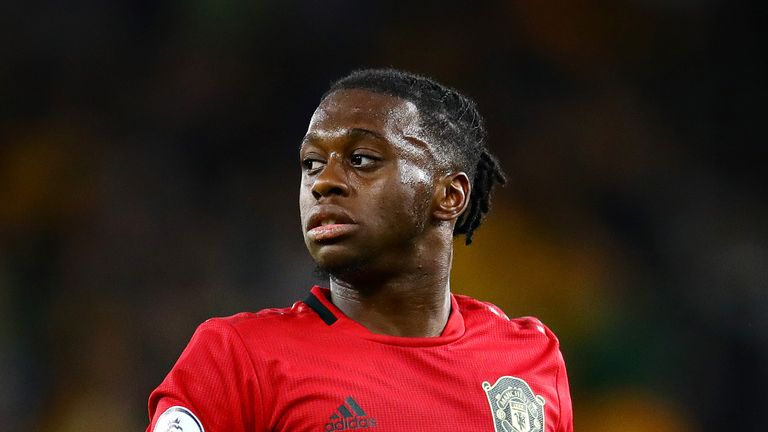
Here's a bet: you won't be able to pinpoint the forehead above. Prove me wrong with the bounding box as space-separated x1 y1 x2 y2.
305 89 428 150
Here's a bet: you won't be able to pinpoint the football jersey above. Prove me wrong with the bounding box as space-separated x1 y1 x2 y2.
147 286 573 431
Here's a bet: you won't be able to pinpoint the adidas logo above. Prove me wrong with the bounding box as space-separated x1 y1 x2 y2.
323 396 377 430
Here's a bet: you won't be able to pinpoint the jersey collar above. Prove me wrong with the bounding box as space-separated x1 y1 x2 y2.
303 286 466 346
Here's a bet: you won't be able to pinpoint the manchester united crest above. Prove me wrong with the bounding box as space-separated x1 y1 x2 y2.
482 376 545 432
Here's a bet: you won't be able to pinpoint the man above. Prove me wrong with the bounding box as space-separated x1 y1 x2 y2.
147 69 573 431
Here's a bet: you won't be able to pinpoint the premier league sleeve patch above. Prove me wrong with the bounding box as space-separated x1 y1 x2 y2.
482 376 545 432
153 406 204 432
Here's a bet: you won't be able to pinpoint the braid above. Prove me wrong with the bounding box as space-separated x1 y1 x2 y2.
454 151 507 245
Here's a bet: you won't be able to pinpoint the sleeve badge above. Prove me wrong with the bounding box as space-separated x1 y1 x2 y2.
153 406 204 432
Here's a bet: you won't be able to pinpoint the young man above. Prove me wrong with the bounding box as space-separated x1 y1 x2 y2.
147 69 573 431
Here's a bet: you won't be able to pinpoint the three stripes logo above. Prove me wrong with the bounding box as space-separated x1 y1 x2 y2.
323 396 377 430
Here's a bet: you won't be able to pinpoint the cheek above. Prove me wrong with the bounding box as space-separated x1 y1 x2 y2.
298 183 314 222
379 161 434 227
398 160 433 209
398 160 431 186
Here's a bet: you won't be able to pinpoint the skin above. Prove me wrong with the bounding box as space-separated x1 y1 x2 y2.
299 89 471 337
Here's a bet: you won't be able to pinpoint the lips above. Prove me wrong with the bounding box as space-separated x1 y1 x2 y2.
305 207 358 242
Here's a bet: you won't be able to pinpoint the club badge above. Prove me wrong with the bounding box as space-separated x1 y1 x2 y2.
482 376 545 432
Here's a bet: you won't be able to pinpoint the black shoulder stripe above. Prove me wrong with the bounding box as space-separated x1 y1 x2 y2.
303 293 338 325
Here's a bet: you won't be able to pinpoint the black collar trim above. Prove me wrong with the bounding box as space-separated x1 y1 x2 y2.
303 292 338 325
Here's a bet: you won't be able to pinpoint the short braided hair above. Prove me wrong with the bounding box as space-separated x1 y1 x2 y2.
323 68 507 245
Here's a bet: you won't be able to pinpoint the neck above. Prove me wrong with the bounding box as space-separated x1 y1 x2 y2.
328 238 453 338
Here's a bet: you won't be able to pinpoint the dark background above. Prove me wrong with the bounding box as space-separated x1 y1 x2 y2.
1 1 765 431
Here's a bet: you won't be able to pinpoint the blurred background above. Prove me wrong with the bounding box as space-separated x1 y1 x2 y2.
1 1 765 431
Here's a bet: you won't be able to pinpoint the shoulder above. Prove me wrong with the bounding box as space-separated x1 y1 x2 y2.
166 302 320 384
454 293 561 345
192 301 321 344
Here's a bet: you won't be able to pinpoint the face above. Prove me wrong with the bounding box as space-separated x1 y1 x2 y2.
299 89 437 277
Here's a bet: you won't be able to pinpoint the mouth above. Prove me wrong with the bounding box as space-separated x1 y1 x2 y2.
306 209 358 242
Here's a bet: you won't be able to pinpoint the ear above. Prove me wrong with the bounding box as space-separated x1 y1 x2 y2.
432 172 471 221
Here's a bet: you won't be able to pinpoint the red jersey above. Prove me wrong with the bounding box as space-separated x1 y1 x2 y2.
147 286 573 431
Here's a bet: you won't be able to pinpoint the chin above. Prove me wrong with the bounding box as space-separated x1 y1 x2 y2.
314 257 367 280
310 247 371 281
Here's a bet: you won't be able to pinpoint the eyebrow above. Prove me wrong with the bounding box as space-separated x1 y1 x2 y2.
301 128 387 147
349 127 386 142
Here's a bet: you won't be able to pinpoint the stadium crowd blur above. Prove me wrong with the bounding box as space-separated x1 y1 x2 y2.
1 2 765 431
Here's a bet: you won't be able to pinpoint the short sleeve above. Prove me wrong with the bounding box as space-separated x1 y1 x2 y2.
146 319 262 432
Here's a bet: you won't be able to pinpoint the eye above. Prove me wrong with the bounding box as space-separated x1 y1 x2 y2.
350 153 377 168
302 158 325 173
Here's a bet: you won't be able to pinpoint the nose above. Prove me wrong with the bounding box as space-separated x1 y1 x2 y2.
311 157 349 200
